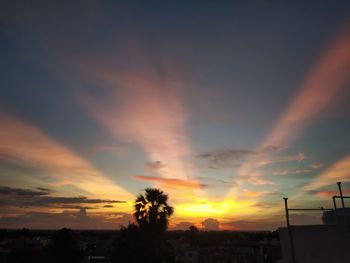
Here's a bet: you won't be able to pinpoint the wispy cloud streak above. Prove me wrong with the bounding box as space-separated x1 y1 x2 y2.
229 29 350 193
0 112 132 200
304 155 350 191
81 66 192 181
264 29 350 147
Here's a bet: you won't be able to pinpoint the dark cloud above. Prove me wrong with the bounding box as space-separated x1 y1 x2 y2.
103 205 114 208
223 214 322 231
222 220 283 231
196 153 212 158
0 185 126 209
202 218 220 230
145 161 165 170
208 163 241 170
0 210 132 229
197 145 281 169
0 186 52 196
36 187 52 193
48 204 96 209
197 176 236 188
27 196 126 205
252 203 274 209
173 221 196 230
260 145 282 153
197 149 253 162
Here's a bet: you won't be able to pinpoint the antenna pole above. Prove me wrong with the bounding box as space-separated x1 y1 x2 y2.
284 197 290 227
337 182 345 209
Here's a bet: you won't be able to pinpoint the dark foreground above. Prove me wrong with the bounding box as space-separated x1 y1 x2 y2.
0 228 281 263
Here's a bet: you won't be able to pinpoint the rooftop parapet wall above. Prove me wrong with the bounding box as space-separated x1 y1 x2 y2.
322 208 350 225
279 225 350 263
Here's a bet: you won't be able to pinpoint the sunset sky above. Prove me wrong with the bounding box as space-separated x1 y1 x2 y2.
1 1 350 230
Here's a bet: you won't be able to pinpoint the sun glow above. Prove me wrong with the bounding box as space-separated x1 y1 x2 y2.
175 198 257 219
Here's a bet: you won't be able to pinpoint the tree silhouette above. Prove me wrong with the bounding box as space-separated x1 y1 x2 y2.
46 228 82 263
112 223 148 262
134 188 174 233
112 188 175 263
186 225 199 247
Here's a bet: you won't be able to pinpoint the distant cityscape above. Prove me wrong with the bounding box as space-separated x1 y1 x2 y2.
0 228 281 263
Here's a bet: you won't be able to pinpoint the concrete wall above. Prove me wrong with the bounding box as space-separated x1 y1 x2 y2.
279 225 350 263
323 208 350 225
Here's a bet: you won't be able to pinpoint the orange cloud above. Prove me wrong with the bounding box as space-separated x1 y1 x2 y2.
0 112 132 201
315 189 350 198
134 175 205 189
304 155 350 191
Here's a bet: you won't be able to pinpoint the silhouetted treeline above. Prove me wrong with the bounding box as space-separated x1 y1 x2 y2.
0 228 280 263
1 228 82 263
47 228 83 263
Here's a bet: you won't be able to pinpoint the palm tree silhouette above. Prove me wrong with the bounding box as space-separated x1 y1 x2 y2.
134 188 174 233
112 188 174 262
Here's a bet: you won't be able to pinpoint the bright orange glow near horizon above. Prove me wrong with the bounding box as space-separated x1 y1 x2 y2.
175 198 257 219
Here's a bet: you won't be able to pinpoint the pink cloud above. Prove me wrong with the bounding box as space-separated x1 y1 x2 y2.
229 28 350 196
133 175 205 189
305 155 350 191
314 189 350 197
79 66 193 180
265 29 350 147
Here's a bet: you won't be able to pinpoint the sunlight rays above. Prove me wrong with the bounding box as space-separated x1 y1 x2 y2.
0 112 133 204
